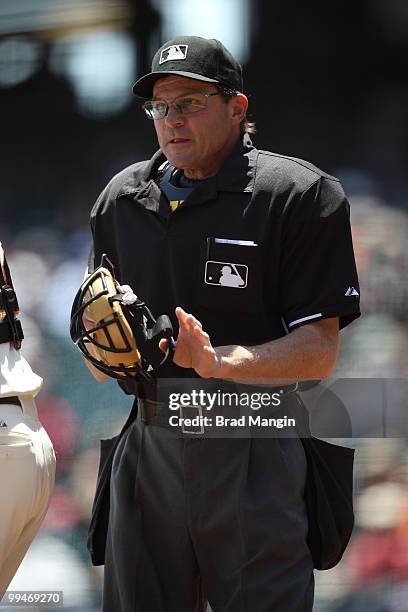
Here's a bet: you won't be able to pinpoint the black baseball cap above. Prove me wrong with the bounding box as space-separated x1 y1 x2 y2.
132 36 243 98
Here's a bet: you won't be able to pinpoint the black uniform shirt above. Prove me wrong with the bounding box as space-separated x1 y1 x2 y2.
90 134 360 381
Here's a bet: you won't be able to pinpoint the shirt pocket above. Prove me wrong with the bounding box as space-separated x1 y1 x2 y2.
195 237 262 315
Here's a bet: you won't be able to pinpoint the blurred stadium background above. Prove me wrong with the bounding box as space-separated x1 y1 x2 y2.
1 0 408 610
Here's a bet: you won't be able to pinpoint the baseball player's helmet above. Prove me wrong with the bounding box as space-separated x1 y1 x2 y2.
70 255 174 381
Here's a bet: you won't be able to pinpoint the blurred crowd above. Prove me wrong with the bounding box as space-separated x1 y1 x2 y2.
1 171 408 611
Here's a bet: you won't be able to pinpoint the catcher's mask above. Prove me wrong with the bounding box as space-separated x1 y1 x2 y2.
70 255 174 381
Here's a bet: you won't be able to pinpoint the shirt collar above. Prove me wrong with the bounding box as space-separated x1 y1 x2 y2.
213 133 257 193
117 133 257 198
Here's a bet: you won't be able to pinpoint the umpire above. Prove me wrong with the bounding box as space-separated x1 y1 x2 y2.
85 36 360 611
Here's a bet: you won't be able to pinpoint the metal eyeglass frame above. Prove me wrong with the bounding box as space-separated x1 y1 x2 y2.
142 92 221 120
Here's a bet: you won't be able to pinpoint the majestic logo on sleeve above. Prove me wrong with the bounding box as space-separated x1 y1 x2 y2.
159 45 189 64
345 286 359 297
204 261 248 288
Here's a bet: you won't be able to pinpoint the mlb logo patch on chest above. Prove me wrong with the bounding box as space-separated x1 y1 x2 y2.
159 45 189 64
204 261 248 289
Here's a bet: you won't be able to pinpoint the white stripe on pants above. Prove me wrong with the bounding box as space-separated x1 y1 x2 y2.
0 396 56 598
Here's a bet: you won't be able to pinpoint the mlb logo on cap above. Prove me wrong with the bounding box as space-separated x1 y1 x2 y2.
159 45 189 64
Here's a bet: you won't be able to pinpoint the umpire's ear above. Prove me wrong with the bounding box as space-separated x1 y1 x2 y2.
229 93 248 126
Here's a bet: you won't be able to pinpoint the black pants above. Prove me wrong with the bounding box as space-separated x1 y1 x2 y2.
103 415 314 612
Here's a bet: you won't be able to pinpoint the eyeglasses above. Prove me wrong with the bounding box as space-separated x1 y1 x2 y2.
142 92 221 120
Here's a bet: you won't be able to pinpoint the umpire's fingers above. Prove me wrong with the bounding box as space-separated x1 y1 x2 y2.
175 307 203 331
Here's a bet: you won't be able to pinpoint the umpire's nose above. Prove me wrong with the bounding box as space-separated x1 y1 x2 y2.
164 104 186 128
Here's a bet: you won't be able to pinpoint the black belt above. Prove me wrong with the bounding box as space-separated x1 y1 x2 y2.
138 381 304 403
0 396 21 407
139 393 297 437
140 399 179 430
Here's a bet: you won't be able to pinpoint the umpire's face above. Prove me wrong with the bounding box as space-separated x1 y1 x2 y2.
152 75 247 180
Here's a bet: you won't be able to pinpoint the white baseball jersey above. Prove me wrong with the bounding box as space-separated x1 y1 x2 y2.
0 343 42 397
0 245 55 599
